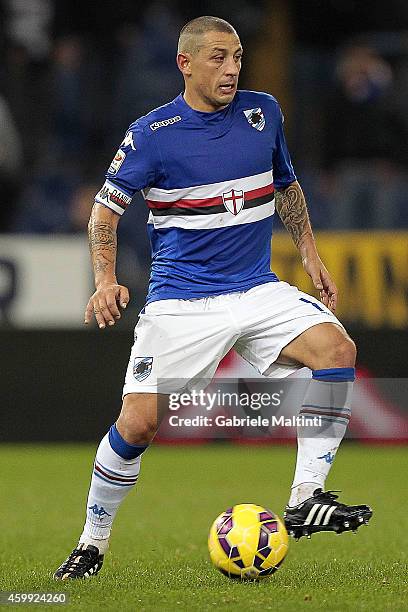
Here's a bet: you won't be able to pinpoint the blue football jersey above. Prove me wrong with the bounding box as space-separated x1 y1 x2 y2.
95 91 296 303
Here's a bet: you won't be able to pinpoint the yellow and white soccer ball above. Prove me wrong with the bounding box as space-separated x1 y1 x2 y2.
208 503 289 579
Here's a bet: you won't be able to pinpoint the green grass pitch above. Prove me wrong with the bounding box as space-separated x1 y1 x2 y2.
1 444 407 611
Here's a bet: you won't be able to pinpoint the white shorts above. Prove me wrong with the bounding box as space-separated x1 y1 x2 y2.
123 281 344 395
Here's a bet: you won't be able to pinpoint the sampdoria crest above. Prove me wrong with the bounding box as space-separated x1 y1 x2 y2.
243 107 265 131
133 357 153 382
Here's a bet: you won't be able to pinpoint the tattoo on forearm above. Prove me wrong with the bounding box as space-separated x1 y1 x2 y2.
88 222 116 252
274 182 312 248
94 259 109 274
88 206 117 275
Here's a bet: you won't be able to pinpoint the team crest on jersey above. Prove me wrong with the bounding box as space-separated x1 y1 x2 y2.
133 357 153 382
121 131 136 150
107 149 126 174
222 189 244 215
243 107 265 131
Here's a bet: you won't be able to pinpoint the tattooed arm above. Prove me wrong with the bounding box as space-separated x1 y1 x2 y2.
88 202 118 285
84 203 129 328
275 181 338 312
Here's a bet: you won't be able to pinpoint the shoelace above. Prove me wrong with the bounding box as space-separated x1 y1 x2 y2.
315 490 341 502
60 548 95 572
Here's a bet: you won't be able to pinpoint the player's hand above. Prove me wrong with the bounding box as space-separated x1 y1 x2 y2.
302 256 338 313
84 281 130 328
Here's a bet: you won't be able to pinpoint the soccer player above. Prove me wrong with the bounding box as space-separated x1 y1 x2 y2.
54 16 372 579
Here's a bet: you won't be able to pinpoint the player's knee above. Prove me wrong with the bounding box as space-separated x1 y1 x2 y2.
130 421 157 446
329 335 357 367
117 401 158 445
117 413 157 445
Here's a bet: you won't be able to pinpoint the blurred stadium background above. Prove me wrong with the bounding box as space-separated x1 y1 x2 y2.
1 0 408 443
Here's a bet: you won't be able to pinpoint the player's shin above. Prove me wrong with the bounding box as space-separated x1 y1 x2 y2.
288 367 354 507
79 424 148 552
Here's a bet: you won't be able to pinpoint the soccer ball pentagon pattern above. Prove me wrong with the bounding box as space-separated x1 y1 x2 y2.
208 503 288 579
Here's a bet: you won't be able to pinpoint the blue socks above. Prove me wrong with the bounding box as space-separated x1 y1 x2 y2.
108 424 148 459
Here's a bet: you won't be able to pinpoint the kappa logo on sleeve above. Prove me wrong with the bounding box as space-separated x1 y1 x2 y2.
108 149 126 174
120 131 136 150
149 115 182 131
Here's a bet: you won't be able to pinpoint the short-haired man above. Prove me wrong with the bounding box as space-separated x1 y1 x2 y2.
54 16 372 580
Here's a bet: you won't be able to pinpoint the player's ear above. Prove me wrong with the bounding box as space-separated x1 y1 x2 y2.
177 52 192 76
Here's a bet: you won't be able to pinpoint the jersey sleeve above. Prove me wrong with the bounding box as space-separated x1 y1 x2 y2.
95 122 157 216
272 107 297 190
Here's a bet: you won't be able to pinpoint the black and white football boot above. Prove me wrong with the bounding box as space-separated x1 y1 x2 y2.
53 544 104 580
284 489 373 540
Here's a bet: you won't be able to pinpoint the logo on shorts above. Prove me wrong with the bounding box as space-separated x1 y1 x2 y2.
133 357 153 382
222 189 244 215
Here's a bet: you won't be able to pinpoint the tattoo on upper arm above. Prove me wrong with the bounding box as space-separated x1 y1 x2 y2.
274 182 312 248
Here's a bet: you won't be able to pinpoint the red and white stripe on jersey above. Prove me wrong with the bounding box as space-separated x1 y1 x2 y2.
144 170 275 229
